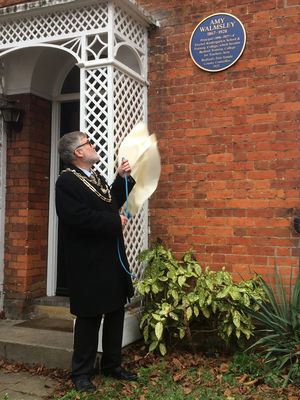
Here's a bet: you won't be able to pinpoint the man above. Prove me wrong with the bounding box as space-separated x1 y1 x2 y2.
55 131 137 393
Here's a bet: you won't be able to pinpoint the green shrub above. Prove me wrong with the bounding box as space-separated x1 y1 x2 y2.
236 266 300 388
135 242 264 355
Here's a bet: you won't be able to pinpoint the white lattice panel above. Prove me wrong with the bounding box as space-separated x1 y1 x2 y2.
113 69 146 286
113 68 145 165
124 204 147 285
0 2 108 48
0 0 151 297
84 66 147 286
84 67 109 176
114 5 146 51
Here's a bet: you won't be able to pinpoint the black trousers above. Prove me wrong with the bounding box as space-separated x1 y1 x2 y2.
71 307 125 382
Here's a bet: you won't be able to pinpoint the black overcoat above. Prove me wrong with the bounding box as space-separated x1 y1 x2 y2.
55 164 135 317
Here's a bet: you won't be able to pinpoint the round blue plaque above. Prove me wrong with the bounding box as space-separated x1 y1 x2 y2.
189 13 246 72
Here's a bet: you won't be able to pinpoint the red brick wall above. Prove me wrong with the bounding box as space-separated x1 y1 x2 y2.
4 94 51 318
137 0 300 283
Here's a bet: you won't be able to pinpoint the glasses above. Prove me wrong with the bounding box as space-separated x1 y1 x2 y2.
75 139 92 150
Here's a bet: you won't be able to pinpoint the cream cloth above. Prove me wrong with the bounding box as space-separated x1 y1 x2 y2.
118 122 161 216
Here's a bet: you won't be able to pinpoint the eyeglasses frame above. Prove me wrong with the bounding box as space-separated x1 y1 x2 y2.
75 139 92 150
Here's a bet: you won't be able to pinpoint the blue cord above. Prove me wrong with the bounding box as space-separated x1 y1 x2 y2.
117 158 137 279
117 236 137 279
124 167 129 218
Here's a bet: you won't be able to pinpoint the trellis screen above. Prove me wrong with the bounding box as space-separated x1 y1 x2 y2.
0 0 152 291
84 65 147 282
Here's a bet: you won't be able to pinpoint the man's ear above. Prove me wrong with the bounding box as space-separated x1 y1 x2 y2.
74 148 84 158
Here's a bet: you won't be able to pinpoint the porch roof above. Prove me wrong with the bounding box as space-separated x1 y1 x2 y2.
0 0 159 27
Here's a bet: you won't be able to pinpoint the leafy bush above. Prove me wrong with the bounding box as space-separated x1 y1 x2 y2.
135 242 264 355
237 266 300 388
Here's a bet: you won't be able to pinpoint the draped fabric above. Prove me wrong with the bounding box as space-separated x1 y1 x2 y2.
118 122 161 216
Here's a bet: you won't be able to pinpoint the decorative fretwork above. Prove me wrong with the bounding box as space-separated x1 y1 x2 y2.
114 5 146 51
86 34 108 61
123 204 147 287
85 68 109 176
113 68 145 168
0 2 108 48
0 0 150 297
61 37 82 59
113 69 146 285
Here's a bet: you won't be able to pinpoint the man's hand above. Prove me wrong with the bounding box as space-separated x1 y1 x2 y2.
120 214 128 230
118 158 132 178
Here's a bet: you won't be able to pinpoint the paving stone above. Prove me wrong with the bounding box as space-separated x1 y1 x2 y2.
0 369 58 400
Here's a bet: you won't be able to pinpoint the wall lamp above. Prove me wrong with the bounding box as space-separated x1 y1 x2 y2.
0 101 23 135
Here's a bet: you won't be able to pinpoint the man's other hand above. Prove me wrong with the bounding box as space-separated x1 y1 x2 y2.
120 214 128 230
118 159 132 178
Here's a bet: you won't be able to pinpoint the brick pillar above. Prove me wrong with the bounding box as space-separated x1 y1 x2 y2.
3 94 51 318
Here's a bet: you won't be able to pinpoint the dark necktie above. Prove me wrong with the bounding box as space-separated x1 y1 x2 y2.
90 172 97 183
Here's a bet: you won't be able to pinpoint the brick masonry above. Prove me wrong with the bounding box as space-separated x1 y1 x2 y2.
0 0 299 317
3 94 51 318
137 0 300 282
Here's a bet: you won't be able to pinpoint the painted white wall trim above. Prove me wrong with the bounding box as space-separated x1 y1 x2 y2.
46 102 60 296
0 120 7 310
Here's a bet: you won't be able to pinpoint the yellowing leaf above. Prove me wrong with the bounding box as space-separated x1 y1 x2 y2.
169 312 179 321
143 325 149 342
179 327 186 339
159 343 167 356
178 276 186 287
149 340 158 352
201 307 210 318
233 310 241 328
155 321 163 340
187 306 193 320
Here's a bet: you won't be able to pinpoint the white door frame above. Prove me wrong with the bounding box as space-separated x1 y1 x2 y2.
46 101 60 296
0 120 7 310
46 93 80 296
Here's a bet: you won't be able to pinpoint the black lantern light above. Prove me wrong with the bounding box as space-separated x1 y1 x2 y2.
0 101 23 134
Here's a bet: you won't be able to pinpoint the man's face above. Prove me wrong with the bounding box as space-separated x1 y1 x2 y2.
76 136 100 165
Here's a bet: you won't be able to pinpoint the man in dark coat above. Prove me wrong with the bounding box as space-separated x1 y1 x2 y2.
55 131 137 393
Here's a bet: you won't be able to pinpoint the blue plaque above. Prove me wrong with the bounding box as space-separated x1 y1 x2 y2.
189 13 246 72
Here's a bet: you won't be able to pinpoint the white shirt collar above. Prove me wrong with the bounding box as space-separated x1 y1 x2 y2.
78 167 92 177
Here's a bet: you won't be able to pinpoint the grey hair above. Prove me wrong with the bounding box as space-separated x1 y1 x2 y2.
58 131 86 165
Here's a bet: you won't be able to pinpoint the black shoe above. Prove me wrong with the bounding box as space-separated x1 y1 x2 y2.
74 377 96 393
102 366 138 381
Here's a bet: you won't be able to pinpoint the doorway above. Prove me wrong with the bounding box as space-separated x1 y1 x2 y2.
47 62 80 297
56 100 80 296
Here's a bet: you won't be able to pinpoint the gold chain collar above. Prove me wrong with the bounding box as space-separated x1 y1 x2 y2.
61 168 112 203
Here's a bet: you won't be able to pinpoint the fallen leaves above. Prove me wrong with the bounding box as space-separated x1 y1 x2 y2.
172 357 185 369
236 373 250 383
173 372 186 382
1 341 300 399
220 363 229 373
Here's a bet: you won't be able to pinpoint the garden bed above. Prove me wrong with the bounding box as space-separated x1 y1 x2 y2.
1 339 300 400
